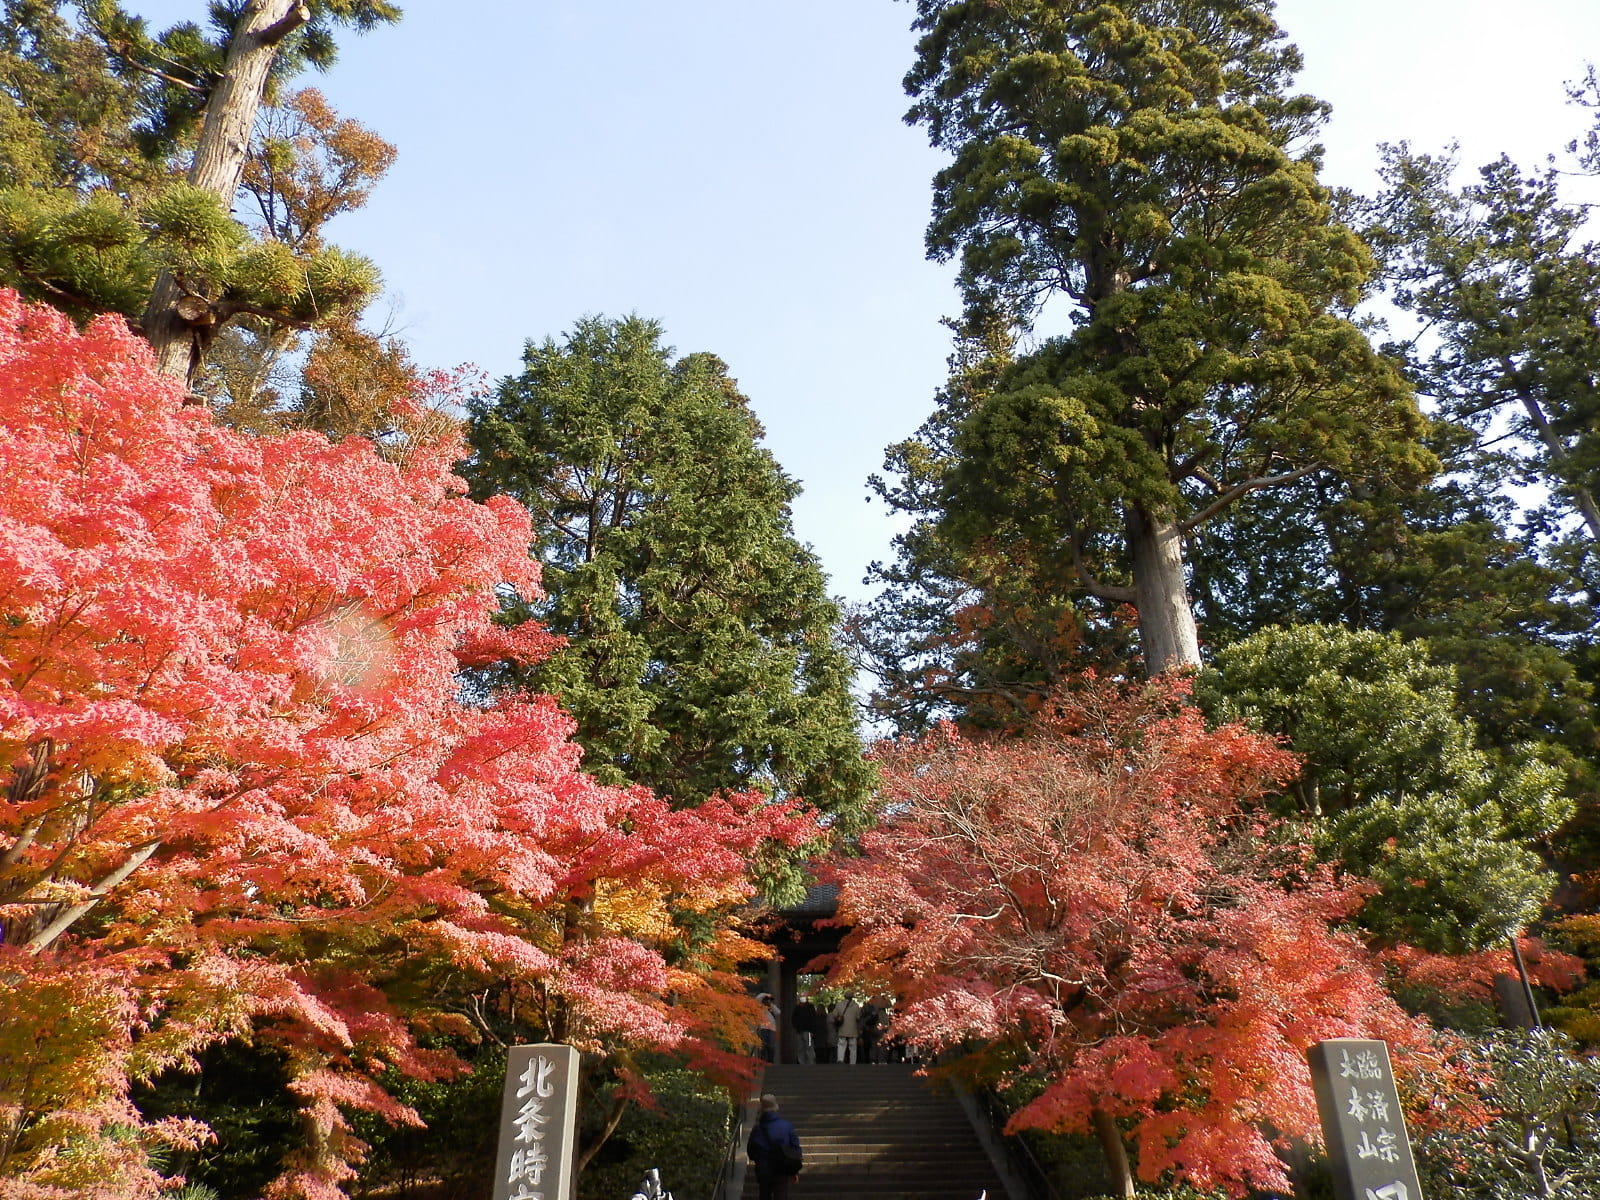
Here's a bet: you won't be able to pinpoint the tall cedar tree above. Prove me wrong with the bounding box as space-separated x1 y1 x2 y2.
1368 125 1600 560
893 0 1430 674
1356 105 1600 886
0 6 441 448
192 85 401 426
466 316 873 833
858 316 1140 735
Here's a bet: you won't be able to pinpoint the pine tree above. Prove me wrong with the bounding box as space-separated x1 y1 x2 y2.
0 1 397 385
0 0 165 193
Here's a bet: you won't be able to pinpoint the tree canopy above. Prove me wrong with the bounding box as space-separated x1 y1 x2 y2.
0 291 809 1198
6 2 1600 1197
466 315 873 835
891 0 1430 673
1197 624 1571 952
0 1 399 387
831 677 1431 1197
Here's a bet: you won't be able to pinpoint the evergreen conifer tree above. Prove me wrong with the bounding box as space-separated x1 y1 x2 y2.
466 316 872 830
1197 624 1572 952
0 1 397 383
891 0 1430 674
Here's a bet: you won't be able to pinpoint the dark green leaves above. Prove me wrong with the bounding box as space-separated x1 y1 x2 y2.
467 316 872 828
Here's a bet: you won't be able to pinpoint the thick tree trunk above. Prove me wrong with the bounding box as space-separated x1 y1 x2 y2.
1282 1135 1316 1200
1126 502 1201 674
143 275 207 382
141 0 311 382
1092 1106 1136 1199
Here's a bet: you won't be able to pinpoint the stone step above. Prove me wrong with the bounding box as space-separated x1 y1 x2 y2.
739 1065 1001 1200
788 1164 998 1179
791 1132 976 1142
742 1190 993 1195
798 1133 973 1139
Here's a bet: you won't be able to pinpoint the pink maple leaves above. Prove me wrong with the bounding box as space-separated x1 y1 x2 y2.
0 292 811 1198
830 677 1432 1197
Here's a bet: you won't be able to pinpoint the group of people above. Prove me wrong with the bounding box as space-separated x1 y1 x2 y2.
789 993 903 1065
753 989 910 1065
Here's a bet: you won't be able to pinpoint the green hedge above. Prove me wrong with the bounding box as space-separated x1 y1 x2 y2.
578 1068 734 1200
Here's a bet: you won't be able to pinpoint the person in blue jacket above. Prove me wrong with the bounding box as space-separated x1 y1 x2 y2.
746 1093 801 1200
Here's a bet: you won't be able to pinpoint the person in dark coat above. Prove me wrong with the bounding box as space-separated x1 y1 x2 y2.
791 994 817 1064
755 992 779 1062
746 1093 801 1200
860 1001 880 1064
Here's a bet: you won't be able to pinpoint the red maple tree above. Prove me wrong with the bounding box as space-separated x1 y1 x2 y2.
830 677 1433 1197
0 292 811 1199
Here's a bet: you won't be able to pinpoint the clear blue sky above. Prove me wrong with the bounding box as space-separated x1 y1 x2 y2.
130 0 1600 605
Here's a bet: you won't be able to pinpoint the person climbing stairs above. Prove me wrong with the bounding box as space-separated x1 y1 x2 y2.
738 1062 1004 1200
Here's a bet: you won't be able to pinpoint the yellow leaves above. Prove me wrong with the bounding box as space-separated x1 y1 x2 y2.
1122 200 1172 243
1056 128 1119 170
408 1010 479 1042
588 876 762 947
242 88 397 252
590 878 676 943
1555 1010 1600 1044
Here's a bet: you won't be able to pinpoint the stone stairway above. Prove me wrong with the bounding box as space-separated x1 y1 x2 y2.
740 1063 1003 1200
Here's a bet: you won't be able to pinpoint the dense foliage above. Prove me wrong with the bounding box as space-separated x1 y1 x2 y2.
881 0 1428 674
3 0 1600 1196
466 316 873 834
0 1 398 386
830 677 1431 1197
0 292 809 1199
1198 624 1571 952
1414 1030 1600 1199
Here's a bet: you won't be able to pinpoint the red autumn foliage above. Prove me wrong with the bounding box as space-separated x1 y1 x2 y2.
0 292 813 1199
829 677 1434 1197
1381 939 1585 1003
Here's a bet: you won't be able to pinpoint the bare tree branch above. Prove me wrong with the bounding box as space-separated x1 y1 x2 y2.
1180 463 1326 533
